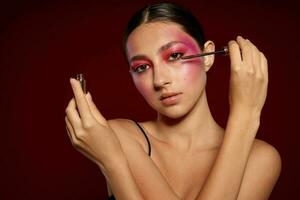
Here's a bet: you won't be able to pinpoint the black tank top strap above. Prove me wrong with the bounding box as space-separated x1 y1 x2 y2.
107 195 116 200
132 120 151 156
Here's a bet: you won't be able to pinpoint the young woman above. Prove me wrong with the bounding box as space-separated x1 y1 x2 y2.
65 2 281 200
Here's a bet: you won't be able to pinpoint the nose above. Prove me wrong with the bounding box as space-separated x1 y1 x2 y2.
153 63 172 90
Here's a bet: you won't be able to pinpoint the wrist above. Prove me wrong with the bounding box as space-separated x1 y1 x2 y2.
228 107 261 134
229 105 261 122
99 150 128 176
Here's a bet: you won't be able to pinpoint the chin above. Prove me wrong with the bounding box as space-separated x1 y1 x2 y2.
156 105 191 120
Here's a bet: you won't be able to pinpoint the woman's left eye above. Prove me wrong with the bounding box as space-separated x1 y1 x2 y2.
168 52 184 61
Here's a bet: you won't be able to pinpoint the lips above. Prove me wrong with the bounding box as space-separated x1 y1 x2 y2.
160 92 181 100
160 92 182 106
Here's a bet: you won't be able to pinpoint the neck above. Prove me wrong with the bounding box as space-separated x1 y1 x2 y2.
154 90 223 151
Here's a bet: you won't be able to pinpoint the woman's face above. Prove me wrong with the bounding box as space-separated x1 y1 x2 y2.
126 22 209 119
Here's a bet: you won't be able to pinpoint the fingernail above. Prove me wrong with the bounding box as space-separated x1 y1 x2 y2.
86 92 92 100
70 78 75 83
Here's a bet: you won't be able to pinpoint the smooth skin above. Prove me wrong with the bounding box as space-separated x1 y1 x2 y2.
65 22 281 200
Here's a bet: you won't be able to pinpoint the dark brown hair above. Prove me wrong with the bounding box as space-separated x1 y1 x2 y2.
123 2 206 55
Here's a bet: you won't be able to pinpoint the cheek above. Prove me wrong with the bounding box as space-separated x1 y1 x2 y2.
181 62 204 85
132 76 153 98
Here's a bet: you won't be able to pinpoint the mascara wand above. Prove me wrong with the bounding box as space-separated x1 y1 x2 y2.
181 46 229 60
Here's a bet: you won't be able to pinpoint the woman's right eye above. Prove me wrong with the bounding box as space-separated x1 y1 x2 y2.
132 64 149 73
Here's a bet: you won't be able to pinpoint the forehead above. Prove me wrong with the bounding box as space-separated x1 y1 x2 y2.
126 22 199 57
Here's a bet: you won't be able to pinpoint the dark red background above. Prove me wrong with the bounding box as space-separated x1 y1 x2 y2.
1 0 298 199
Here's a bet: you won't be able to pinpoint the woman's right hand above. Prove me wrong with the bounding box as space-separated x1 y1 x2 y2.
227 36 268 117
65 78 124 171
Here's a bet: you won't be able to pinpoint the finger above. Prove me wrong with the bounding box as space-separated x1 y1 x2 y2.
228 40 242 70
70 78 94 122
246 39 263 74
86 92 107 125
260 52 269 81
237 36 252 65
65 116 90 150
65 98 82 129
65 116 78 145
65 116 97 162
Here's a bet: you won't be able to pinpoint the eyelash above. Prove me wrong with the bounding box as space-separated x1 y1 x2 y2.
168 52 184 62
132 64 150 73
131 52 185 74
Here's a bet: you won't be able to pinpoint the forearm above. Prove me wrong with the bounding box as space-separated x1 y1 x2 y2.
196 108 260 200
101 154 144 200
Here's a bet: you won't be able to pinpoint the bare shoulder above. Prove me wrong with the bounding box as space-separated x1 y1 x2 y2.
242 138 282 183
250 139 282 171
107 118 135 129
108 118 139 138
107 118 150 154
237 139 282 199
248 139 282 181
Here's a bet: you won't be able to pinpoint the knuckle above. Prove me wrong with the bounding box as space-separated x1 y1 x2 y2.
256 74 264 82
82 120 96 129
262 54 268 64
231 63 241 71
245 39 252 46
256 74 268 85
65 107 70 114
72 139 81 148
253 45 259 53
243 64 254 74
247 69 255 75
243 44 251 52
235 67 242 72
65 102 74 114
77 133 86 141
231 67 239 73
64 116 69 123
265 77 269 84
260 51 267 59
229 40 237 47
75 130 87 141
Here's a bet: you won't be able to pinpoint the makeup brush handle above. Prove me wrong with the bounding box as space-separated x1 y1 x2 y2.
181 46 229 60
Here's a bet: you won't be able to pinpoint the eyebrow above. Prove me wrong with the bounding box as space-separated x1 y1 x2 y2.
158 41 185 53
129 55 149 64
129 41 185 64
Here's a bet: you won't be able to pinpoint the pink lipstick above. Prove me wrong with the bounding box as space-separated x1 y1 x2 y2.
160 92 182 106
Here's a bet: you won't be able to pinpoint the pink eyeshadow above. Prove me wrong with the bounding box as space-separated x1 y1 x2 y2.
169 30 202 54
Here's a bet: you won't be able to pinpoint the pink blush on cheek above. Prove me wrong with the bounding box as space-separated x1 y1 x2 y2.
132 78 153 99
180 62 203 84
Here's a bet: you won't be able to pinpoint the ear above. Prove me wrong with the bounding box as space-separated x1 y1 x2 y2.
202 40 215 72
